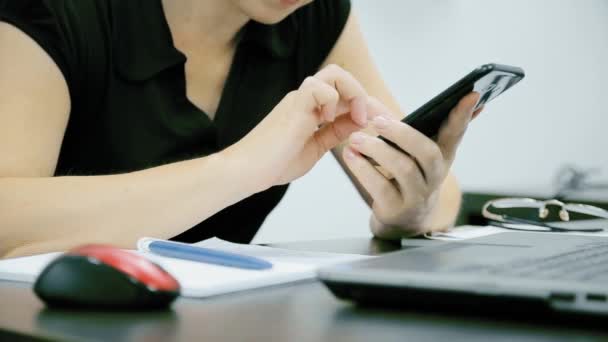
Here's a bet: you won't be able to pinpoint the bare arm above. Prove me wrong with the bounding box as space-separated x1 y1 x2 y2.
0 23 262 257
322 13 463 234
0 23 371 257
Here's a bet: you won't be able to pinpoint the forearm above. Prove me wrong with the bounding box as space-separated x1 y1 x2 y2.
0 151 260 258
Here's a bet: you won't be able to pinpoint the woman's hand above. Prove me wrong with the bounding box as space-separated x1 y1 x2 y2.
343 93 483 238
225 65 371 191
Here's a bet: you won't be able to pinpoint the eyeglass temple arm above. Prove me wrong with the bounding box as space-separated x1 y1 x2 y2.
482 201 506 222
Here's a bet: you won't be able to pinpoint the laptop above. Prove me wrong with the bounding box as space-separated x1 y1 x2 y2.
318 232 608 316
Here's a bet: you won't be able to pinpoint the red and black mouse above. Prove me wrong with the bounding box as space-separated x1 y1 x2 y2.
34 244 180 310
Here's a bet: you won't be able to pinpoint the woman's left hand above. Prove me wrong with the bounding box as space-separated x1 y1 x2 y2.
343 92 483 239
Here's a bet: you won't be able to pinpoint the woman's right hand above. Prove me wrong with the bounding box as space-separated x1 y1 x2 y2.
225 64 374 191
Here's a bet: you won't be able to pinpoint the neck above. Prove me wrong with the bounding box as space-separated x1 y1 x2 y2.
161 0 249 50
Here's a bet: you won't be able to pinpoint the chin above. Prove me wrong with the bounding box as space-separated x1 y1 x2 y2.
236 0 314 25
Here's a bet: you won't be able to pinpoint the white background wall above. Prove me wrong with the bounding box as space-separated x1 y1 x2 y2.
254 0 608 243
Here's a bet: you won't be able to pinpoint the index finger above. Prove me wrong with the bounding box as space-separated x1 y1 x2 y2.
314 64 369 126
314 64 368 101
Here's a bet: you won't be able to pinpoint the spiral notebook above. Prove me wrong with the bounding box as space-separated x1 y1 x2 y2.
0 238 370 298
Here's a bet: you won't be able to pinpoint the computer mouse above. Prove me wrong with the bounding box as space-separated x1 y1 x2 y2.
34 244 180 310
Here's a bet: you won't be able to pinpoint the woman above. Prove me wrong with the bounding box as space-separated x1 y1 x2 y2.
0 0 480 258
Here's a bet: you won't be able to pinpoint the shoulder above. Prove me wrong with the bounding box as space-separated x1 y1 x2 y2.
0 1 113 58
0 0 115 106
293 0 351 25
292 0 351 47
301 0 351 20
0 0 109 33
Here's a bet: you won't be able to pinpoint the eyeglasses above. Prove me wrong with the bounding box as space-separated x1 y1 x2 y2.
481 198 608 232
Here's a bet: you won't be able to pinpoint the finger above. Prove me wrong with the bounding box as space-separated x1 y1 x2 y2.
298 76 339 123
375 165 395 180
349 96 367 127
313 114 363 153
349 132 427 196
315 64 367 101
333 95 392 123
437 92 480 163
366 96 402 120
314 64 369 125
342 146 402 208
370 116 446 188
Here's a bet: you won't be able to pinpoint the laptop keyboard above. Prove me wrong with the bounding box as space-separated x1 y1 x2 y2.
452 242 608 282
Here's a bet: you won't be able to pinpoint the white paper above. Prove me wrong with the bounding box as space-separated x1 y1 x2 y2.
0 238 371 298
425 224 608 241
0 252 62 283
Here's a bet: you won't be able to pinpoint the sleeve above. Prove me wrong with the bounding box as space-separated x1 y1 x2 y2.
294 0 351 80
0 0 80 100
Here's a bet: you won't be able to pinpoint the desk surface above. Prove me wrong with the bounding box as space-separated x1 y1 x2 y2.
1 238 607 342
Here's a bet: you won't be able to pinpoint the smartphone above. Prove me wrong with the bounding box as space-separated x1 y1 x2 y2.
381 63 525 146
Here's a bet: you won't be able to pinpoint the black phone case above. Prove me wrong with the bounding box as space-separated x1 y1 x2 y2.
383 63 525 142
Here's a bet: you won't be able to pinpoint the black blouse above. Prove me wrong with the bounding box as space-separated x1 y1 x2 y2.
0 0 351 243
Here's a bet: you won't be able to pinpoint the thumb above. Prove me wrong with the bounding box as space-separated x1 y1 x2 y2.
437 92 480 163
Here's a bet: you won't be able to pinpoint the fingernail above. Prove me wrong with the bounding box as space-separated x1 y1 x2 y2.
357 116 368 127
345 148 356 161
372 116 389 129
352 97 368 127
350 132 366 145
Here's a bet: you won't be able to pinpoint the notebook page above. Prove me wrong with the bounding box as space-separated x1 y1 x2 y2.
0 238 372 298
0 252 62 283
143 253 317 297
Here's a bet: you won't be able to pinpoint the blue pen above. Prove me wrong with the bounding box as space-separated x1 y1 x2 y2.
137 238 273 270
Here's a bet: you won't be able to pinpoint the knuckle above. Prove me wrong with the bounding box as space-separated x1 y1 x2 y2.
390 121 410 139
396 157 415 174
424 142 443 162
425 140 441 155
365 136 381 149
301 76 317 88
318 83 338 102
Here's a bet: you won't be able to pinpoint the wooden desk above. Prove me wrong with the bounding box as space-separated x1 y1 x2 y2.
1 238 607 341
